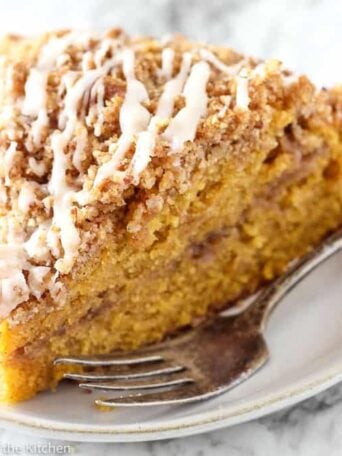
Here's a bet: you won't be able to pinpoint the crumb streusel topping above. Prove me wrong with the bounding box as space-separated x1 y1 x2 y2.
0 29 294 316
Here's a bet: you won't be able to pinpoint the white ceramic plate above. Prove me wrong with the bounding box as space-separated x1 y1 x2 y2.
0 251 342 442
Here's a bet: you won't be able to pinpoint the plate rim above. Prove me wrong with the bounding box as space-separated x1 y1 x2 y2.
0 365 342 442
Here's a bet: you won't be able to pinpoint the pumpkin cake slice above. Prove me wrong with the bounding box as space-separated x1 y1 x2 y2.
0 29 341 403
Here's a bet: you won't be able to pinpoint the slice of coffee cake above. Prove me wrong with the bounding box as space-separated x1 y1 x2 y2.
0 30 341 402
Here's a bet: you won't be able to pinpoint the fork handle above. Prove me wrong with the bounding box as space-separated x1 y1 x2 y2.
239 226 342 331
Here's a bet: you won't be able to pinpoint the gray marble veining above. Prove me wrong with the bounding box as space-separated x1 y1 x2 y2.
0 0 341 454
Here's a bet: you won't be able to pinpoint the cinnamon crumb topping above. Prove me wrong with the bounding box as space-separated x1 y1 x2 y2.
0 28 311 316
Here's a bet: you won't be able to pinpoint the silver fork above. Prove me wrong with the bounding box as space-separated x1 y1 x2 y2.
54 227 342 408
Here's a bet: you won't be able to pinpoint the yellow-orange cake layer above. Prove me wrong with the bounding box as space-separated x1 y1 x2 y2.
0 30 341 402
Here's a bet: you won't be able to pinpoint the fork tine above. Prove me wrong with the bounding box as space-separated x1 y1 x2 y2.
79 377 194 391
64 365 184 381
94 385 225 407
54 353 163 367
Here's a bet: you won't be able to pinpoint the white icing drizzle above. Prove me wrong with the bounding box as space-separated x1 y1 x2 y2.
163 61 211 150
0 185 7 205
131 53 192 181
5 66 14 94
3 141 17 186
94 49 151 186
0 272 29 316
0 105 16 128
83 40 118 127
49 132 80 274
72 125 88 173
24 31 106 153
28 266 50 299
23 69 47 117
46 225 61 259
160 48 175 80
18 181 38 213
48 45 119 272
131 130 155 180
0 244 30 316
200 49 244 76
22 32 95 150
58 71 104 133
119 50 151 135
28 157 46 177
38 31 94 71
218 95 232 118
31 109 49 148
59 72 79 99
94 38 114 68
86 78 106 137
199 49 251 110
81 51 93 72
24 223 51 262
156 52 192 119
235 69 250 110
7 218 26 244
23 69 49 149
0 245 28 278
95 80 106 136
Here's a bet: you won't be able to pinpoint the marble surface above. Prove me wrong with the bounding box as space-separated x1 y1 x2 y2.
0 0 341 454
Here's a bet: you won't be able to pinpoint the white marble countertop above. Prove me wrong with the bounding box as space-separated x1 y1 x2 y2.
0 0 341 454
